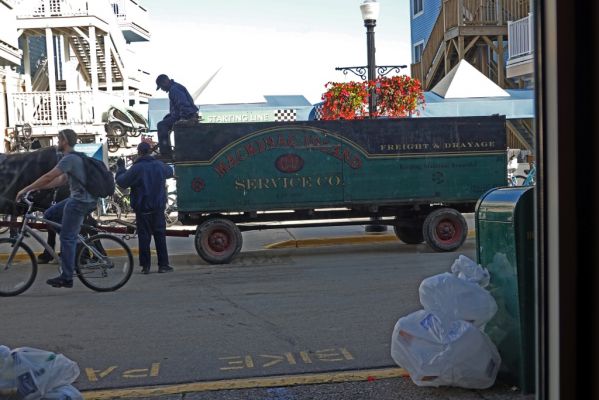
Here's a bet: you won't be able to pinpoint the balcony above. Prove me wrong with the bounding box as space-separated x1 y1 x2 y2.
11 90 124 132
506 13 534 79
16 0 115 31
111 0 150 42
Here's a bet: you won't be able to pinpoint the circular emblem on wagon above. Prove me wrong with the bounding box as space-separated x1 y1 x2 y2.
191 177 205 192
275 153 304 173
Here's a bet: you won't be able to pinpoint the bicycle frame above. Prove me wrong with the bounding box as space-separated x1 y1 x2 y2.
8 199 105 271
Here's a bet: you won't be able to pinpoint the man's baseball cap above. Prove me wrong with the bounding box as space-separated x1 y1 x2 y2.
156 74 170 90
137 141 152 154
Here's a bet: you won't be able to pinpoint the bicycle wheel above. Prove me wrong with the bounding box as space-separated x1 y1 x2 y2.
75 234 133 292
0 238 37 296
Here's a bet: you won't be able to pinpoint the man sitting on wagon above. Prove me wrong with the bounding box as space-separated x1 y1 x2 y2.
155 74 199 159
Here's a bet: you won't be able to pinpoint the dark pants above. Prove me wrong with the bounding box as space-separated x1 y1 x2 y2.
44 198 97 280
157 116 178 155
136 210 169 269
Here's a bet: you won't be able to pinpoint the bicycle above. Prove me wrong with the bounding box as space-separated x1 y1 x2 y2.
507 155 527 186
0 192 134 296
92 197 122 221
112 185 133 217
522 162 536 186
165 190 178 226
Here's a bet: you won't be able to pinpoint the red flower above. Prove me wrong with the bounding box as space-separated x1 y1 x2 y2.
320 76 425 120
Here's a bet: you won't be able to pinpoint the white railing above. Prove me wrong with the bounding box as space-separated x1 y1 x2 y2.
110 0 150 36
12 91 95 125
508 13 534 59
12 90 128 126
17 0 114 22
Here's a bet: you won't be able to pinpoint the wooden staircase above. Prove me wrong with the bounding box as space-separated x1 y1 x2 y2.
70 35 123 85
411 0 530 90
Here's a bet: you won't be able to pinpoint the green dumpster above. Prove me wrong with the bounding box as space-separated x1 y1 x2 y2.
475 186 535 394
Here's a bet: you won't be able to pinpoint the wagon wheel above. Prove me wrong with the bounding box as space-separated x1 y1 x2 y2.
422 208 468 252
194 218 243 264
393 224 424 244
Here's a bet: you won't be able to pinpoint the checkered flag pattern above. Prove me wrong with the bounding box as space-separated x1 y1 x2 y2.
313 104 324 120
274 109 297 122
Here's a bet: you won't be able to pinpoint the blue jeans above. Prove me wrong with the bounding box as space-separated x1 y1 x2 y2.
157 116 178 155
136 210 169 269
44 198 97 280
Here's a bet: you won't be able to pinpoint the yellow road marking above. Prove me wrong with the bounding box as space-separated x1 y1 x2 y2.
82 367 409 399
0 248 152 261
266 230 476 249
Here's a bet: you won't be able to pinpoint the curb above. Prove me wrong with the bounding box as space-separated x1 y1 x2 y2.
265 229 476 249
81 367 409 399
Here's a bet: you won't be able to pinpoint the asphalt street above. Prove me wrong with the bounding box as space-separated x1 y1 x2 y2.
0 215 536 400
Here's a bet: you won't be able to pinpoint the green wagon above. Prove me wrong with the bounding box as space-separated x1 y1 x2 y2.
174 115 507 264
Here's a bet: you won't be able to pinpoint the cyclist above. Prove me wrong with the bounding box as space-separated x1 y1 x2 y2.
16 129 98 288
115 142 174 274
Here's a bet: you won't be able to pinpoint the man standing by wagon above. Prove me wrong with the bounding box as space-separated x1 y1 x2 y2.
115 142 174 274
155 74 199 159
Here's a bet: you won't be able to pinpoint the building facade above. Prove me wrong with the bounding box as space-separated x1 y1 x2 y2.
409 0 442 64
1 0 152 155
409 0 533 151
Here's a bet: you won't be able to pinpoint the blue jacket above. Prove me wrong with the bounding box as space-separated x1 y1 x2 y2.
167 80 199 120
115 156 174 212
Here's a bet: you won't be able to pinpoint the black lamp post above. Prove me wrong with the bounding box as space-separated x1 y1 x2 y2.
362 0 379 116
335 0 406 118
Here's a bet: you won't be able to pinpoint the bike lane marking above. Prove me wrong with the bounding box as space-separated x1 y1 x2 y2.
81 367 409 399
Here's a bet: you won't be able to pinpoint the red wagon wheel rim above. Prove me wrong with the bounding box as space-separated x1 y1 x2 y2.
202 228 234 255
434 217 463 245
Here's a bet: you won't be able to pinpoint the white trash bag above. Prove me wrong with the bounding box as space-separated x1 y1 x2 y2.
0 346 80 400
450 255 490 287
43 385 83 400
419 272 498 327
390 310 501 389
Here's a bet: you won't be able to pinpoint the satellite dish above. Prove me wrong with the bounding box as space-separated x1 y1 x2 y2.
192 67 222 102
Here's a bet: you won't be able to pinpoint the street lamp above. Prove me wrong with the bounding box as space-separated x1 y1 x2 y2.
361 0 380 116
335 0 406 118
336 0 407 233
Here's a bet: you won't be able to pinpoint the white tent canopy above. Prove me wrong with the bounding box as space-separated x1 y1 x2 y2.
431 59 510 99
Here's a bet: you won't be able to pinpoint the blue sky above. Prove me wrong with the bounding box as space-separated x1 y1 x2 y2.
135 0 412 104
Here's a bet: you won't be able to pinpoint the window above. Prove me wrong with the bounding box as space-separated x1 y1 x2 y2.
414 42 424 63
413 0 423 16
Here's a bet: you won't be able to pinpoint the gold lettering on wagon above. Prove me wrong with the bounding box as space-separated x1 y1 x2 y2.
234 175 343 191
379 141 496 152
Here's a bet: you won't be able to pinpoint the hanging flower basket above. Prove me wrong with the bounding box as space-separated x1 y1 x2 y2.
320 75 425 120
375 76 425 118
320 81 369 120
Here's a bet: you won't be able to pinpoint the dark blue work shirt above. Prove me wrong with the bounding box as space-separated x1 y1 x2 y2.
115 156 174 212
168 80 199 120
